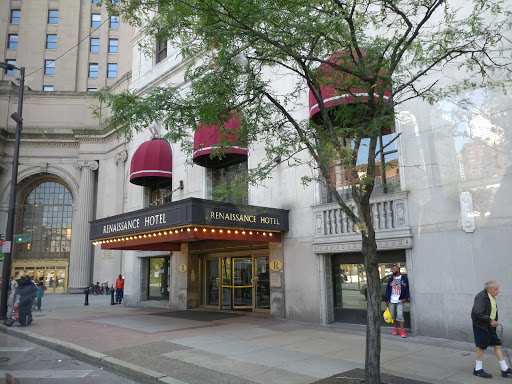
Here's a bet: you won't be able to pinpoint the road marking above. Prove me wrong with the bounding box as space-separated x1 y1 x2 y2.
0 370 94 378
0 347 35 352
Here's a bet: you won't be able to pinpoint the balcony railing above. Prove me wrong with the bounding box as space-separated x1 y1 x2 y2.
312 192 412 253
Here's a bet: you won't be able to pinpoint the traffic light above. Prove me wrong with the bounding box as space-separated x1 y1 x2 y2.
15 233 31 243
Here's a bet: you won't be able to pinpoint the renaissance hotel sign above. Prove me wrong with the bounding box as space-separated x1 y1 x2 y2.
90 198 288 240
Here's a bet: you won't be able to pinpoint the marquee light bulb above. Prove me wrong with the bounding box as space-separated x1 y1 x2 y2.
219 229 223 233
227 230 231 234
263 232 266 236
194 227 198 231
235 230 238 234
187 228 191 232
242 231 246 235
158 232 162 236
269 233 273 236
175 230 178 234
211 229 215 233
203 228 207 232
249 231 253 235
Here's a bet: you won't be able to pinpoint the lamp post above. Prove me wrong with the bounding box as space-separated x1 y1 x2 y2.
0 62 25 319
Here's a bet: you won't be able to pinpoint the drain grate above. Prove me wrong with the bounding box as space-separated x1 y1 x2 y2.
0 357 10 362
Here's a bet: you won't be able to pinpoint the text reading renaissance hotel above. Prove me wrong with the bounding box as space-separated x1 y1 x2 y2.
1 0 511 342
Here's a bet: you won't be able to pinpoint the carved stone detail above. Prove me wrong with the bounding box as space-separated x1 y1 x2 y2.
74 160 99 171
115 150 128 165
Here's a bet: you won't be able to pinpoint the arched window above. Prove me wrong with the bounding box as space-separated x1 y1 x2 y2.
16 181 72 259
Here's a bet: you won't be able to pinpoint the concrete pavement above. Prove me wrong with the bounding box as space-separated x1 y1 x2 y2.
1 294 511 384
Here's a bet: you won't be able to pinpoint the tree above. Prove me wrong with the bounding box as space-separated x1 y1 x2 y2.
98 0 511 382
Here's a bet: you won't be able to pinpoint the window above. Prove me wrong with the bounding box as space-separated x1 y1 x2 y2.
88 63 98 78
92 0 101 3
108 39 118 53
46 34 57 49
91 14 101 28
44 60 55 75
87 88 97 92
156 39 167 63
8 34 18 49
327 132 400 202
48 10 58 24
109 16 119 28
43 86 54 91
18 181 73 260
112 0 120 4
4 60 16 75
107 63 117 78
90 38 100 53
10 10 21 24
208 162 248 204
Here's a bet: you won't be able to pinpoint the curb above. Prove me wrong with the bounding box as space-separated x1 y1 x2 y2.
0 325 183 384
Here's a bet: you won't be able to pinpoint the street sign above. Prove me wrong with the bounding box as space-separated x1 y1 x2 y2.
3 241 11 253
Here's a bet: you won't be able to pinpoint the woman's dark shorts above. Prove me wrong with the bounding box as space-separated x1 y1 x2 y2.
473 325 502 349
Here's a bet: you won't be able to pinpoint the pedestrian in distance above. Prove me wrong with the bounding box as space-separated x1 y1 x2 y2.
115 274 124 304
15 275 37 327
385 265 410 338
471 281 512 378
35 281 47 311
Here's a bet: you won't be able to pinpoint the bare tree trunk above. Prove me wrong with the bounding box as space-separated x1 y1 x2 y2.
361 199 381 384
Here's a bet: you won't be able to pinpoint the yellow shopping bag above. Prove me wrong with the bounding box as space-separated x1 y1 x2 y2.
383 307 393 323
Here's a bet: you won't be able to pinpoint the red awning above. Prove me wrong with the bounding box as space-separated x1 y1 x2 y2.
309 50 392 120
193 113 247 169
130 139 172 187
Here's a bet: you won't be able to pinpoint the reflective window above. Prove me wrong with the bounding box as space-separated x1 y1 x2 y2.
87 88 97 92
48 10 58 24
10 10 21 24
327 132 400 202
108 39 118 53
89 63 98 78
17 181 73 260
90 38 100 52
43 86 54 91
110 16 119 28
8 34 18 49
208 161 248 204
91 13 101 28
107 63 117 78
44 60 55 75
46 34 57 49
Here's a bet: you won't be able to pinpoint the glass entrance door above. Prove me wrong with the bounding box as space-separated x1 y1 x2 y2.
232 257 253 309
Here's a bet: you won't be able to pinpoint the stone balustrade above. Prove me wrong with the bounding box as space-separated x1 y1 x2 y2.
312 192 412 253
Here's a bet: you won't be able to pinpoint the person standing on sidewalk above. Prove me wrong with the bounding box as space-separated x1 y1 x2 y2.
115 274 124 304
471 281 512 379
16 275 37 327
385 265 410 338
35 282 47 311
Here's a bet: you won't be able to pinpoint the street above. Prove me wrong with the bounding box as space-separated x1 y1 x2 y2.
0 332 139 383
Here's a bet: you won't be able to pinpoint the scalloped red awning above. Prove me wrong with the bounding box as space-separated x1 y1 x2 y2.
193 114 247 169
308 50 392 120
130 139 172 187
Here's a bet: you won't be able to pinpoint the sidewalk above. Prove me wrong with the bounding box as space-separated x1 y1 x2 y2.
1 294 511 384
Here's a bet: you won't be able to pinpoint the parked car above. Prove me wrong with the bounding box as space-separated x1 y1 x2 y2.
360 274 407 300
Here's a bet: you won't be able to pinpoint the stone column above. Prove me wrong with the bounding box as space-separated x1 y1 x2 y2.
114 151 127 275
269 242 285 319
67 160 98 293
318 254 335 324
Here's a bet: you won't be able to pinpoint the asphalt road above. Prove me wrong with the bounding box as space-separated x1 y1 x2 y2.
0 332 141 384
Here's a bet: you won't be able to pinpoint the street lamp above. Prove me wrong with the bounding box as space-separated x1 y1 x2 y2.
0 62 25 319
